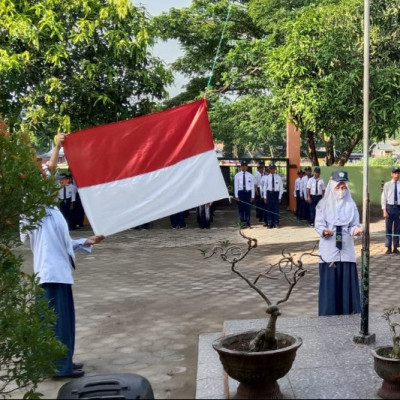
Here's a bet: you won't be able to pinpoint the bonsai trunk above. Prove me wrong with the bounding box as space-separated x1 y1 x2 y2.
393 337 400 359
249 305 281 352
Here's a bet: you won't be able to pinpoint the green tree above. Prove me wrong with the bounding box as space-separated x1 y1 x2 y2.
157 0 400 165
253 0 400 165
0 120 66 398
0 0 173 148
155 0 286 157
208 94 287 158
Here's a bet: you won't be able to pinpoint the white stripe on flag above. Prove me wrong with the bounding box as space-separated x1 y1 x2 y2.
78 150 229 235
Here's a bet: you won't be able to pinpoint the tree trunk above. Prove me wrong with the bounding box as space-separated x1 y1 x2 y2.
249 306 281 352
324 139 335 166
305 130 319 166
335 133 362 166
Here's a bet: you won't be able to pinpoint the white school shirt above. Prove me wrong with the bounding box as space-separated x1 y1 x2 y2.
301 175 311 198
381 180 400 210
58 183 77 201
307 176 325 196
254 170 263 188
294 177 302 197
234 171 255 198
260 174 268 198
25 207 92 284
262 174 283 200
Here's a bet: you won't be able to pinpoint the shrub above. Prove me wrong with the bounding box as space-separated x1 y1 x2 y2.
0 119 66 398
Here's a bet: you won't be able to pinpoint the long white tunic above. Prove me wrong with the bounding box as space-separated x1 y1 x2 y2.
314 196 360 263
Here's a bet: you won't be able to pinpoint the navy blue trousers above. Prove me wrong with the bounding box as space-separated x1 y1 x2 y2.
197 204 211 228
170 212 185 228
300 197 309 220
41 283 75 376
237 190 252 226
295 190 301 217
266 191 280 226
318 262 361 316
385 206 400 249
309 195 323 224
255 193 263 220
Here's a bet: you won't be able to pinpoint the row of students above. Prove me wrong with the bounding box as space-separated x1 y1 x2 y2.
294 167 326 226
234 160 284 228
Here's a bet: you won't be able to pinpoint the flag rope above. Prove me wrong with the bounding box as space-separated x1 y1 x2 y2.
205 3 232 94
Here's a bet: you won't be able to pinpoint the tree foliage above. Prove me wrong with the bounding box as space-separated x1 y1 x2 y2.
0 120 66 398
157 0 400 165
0 0 173 148
155 0 287 158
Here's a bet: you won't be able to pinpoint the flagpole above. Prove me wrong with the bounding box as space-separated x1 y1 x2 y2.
353 0 375 345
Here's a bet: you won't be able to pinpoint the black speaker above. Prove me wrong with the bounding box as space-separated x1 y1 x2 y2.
56 373 154 399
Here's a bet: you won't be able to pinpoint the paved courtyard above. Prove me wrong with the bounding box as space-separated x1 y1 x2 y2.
13 204 400 399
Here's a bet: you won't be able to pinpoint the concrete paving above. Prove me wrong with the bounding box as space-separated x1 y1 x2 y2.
197 314 391 399
10 204 400 399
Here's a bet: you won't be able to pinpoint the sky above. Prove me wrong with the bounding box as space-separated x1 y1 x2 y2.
132 0 193 96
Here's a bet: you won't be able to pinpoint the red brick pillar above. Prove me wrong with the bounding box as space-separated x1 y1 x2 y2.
286 122 301 212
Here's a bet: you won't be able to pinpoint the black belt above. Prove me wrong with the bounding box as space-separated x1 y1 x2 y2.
239 190 250 193
387 204 399 208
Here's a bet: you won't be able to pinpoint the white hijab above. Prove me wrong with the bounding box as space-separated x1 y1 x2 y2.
316 179 356 226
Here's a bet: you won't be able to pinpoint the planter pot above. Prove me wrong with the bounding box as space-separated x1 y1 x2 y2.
372 346 400 399
213 330 302 399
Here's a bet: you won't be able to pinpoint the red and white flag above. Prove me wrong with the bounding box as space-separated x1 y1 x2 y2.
63 99 229 236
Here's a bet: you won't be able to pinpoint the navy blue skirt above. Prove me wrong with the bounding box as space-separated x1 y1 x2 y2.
318 262 361 316
41 283 75 376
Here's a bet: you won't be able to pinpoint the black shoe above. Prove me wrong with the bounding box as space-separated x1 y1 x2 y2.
263 223 268 227
394 248 400 254
267 224 273 229
73 362 84 370
54 369 85 379
386 248 392 254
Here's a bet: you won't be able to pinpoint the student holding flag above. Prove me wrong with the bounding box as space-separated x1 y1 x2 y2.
22 133 104 378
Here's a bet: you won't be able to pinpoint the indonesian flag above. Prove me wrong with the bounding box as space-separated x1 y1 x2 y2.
63 99 229 236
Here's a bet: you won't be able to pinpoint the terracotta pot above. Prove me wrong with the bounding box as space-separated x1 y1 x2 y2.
213 330 302 399
372 346 400 399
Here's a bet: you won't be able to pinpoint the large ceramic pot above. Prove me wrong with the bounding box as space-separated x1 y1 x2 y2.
372 346 400 399
213 330 302 399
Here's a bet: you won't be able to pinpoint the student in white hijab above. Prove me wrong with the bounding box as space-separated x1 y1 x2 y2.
314 170 362 316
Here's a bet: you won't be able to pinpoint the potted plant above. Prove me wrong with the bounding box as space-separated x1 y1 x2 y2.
201 230 318 399
372 307 400 399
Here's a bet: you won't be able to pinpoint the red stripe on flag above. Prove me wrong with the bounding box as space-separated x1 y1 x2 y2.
63 99 214 188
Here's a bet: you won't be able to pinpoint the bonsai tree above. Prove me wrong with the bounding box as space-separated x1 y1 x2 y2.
0 119 66 398
382 307 400 359
202 230 318 352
